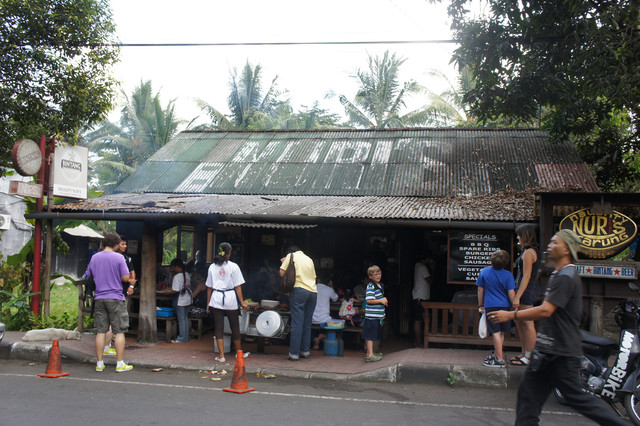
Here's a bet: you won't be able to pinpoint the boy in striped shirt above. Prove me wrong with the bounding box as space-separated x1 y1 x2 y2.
363 265 388 362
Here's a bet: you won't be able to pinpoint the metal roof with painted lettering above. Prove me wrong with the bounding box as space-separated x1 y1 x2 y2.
115 128 598 196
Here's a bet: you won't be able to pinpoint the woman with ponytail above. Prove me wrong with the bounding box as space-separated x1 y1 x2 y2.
205 242 249 362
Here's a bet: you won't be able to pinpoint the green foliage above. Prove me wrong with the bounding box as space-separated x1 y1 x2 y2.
0 254 31 294
445 0 640 189
0 286 38 330
0 0 119 174
84 80 182 193
162 227 178 265
32 311 76 330
197 61 291 130
447 371 457 386
328 51 430 129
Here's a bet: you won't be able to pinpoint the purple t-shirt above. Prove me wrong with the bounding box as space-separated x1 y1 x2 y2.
87 250 129 301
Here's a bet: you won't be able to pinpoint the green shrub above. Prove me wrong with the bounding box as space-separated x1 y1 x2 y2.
0 285 38 330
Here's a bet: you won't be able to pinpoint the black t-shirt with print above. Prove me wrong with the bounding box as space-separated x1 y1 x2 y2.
535 265 583 357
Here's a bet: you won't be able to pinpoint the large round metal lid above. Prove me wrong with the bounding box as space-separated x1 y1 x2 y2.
255 310 283 337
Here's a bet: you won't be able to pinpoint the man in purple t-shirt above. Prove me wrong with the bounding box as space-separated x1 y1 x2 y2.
86 232 133 373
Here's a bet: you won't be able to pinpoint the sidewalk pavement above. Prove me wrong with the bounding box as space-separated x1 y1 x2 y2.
0 330 526 388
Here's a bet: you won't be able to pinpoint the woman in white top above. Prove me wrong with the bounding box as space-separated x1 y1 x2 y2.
169 258 191 343
206 242 249 362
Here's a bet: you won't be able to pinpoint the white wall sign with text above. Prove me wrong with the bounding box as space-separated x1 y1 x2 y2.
52 142 88 199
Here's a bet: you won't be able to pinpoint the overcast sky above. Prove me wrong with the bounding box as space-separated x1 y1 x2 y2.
108 0 458 127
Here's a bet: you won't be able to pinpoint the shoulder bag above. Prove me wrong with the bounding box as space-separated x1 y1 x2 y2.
281 253 296 293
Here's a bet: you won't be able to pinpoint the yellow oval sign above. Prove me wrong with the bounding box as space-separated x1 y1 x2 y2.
559 208 638 259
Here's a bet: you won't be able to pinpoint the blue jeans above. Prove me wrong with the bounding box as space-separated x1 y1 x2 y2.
289 287 317 359
175 305 190 342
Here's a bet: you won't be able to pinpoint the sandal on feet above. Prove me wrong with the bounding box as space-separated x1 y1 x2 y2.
510 356 529 366
510 354 524 362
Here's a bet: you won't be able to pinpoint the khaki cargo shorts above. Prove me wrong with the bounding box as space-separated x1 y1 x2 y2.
94 299 129 334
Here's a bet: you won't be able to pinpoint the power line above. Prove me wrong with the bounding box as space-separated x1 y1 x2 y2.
109 39 458 47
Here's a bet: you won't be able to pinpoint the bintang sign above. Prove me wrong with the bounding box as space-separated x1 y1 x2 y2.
52 141 88 199
560 208 638 259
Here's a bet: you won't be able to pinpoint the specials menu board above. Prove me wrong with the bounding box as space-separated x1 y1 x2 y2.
448 231 511 284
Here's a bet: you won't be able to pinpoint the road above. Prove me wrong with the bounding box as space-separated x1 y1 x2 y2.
0 359 605 425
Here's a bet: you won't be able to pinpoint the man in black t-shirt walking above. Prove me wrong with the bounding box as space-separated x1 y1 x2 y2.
489 230 628 425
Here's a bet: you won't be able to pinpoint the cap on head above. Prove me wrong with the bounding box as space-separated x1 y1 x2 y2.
555 229 581 262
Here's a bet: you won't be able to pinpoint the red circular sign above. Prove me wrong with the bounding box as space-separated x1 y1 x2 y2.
11 139 42 176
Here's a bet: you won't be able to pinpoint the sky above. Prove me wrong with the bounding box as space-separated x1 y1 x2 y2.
108 0 459 127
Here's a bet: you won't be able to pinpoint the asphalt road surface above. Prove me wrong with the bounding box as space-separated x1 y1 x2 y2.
0 359 613 425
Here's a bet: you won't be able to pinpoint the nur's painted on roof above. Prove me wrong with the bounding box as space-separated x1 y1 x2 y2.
115 128 597 197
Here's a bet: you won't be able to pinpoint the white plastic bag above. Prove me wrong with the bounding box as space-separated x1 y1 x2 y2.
479 312 488 338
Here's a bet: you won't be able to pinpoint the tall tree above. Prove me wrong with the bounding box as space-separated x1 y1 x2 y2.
84 81 181 192
197 61 286 129
0 0 119 173
443 0 640 189
329 51 430 129
423 67 476 126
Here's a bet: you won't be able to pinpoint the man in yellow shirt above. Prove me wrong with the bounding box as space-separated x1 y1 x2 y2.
280 245 317 361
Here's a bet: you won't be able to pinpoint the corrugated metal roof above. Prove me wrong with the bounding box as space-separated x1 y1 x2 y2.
219 221 317 229
54 191 537 222
115 128 597 197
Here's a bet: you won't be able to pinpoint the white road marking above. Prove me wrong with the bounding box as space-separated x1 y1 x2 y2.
0 373 579 416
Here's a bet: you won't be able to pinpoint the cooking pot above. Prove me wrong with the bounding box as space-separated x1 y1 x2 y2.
255 310 285 337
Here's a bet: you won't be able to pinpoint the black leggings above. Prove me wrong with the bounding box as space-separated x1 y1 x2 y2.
212 308 240 341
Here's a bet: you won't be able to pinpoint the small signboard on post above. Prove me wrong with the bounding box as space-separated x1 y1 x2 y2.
9 181 43 198
52 142 88 199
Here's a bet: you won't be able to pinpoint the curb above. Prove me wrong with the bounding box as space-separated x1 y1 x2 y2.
0 339 522 388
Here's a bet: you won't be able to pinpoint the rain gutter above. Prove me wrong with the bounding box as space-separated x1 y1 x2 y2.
26 211 527 230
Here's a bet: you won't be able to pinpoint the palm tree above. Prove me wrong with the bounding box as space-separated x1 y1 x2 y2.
84 80 183 192
197 61 287 130
423 66 476 126
328 51 429 129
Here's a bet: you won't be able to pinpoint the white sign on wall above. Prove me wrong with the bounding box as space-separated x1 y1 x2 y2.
52 142 88 199
576 264 637 279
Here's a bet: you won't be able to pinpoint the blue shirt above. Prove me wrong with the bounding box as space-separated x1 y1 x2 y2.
365 282 385 319
476 267 515 308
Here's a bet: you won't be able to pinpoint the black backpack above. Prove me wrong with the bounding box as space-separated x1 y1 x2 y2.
83 276 96 316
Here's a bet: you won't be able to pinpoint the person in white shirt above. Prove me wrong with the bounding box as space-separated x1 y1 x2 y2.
412 252 435 348
206 242 249 363
311 276 339 349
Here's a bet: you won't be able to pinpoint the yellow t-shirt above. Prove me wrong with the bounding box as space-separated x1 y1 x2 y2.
281 251 317 293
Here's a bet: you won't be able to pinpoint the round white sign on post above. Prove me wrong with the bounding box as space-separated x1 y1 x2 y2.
11 139 42 176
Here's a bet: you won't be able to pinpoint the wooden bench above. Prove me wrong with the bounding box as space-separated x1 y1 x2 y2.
421 302 520 348
157 316 177 342
188 315 206 340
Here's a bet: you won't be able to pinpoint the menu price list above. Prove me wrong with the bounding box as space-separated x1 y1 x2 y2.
448 231 510 284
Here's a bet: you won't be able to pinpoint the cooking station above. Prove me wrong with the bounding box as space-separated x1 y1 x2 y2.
242 300 291 353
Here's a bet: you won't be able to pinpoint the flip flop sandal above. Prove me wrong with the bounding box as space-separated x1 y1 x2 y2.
510 354 524 362
510 356 529 366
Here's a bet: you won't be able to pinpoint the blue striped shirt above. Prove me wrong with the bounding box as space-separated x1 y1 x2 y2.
365 282 385 319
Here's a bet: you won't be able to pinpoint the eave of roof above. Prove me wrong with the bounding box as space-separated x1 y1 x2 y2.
45 190 538 222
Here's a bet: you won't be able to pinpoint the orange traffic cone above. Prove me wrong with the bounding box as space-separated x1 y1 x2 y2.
223 350 255 394
38 339 70 378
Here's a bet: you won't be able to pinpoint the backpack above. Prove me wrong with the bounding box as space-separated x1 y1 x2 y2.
83 275 96 316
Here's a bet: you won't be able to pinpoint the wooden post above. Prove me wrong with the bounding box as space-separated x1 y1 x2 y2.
590 296 603 335
137 222 158 344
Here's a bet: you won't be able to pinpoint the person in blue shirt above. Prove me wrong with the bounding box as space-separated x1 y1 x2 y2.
477 249 515 367
363 265 388 362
